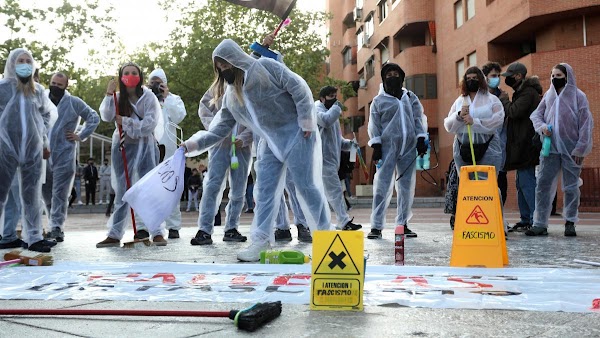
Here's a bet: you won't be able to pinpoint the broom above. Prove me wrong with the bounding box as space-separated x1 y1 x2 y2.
113 92 150 248
2 250 53 266
0 301 282 332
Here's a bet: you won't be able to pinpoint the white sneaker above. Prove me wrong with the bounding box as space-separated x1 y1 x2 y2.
99 201 104 205
237 241 270 262
77 201 83 205
350 196 357 200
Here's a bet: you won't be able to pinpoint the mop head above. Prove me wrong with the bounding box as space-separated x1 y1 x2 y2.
229 301 282 332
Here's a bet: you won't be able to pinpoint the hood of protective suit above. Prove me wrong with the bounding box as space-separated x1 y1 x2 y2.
212 39 256 72
3 48 36 80
531 62 593 157
148 69 167 84
517 76 543 96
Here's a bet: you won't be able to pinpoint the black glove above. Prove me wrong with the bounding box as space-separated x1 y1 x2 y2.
416 137 428 156
372 143 382 162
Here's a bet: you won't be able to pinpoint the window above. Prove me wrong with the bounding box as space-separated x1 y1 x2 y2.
405 74 437 99
342 46 354 67
365 14 374 39
454 1 463 28
378 0 388 23
467 51 477 67
357 28 364 50
365 57 375 80
356 0 364 9
380 43 389 64
466 0 475 20
456 58 465 85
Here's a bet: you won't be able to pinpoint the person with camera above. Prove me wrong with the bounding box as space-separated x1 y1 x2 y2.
147 68 187 239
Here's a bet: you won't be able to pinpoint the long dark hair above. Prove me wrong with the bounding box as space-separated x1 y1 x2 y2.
209 56 244 106
118 62 144 117
461 66 488 96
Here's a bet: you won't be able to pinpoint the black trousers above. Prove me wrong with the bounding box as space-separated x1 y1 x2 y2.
86 181 96 205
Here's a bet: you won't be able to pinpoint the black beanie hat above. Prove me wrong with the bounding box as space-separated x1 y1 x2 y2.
381 63 405 80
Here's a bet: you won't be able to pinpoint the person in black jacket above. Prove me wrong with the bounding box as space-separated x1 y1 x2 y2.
499 62 543 232
186 168 202 212
82 157 99 205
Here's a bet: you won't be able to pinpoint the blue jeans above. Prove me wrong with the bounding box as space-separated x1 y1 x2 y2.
245 183 254 210
516 166 536 224
344 176 352 197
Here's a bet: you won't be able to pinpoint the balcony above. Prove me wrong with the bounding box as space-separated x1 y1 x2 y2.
395 45 437 75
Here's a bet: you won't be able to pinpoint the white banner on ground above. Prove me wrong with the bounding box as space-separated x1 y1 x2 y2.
0 263 598 313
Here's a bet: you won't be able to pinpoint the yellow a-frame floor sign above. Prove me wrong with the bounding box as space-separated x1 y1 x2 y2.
450 165 508 268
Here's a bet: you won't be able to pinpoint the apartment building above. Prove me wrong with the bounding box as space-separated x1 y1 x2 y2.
326 0 600 210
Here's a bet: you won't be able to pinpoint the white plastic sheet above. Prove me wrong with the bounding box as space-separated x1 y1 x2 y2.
122 148 185 233
0 263 599 312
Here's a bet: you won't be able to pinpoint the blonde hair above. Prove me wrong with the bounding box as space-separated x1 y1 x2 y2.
16 78 36 96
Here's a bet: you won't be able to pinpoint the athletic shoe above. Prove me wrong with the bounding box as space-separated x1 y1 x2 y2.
367 229 382 239
223 229 247 242
99 201 104 205
168 229 180 239
564 221 577 237
245 209 254 214
342 218 362 231
134 230 150 240
525 226 548 236
77 201 83 205
190 230 213 245
237 241 270 262
274 229 292 242
297 224 312 243
404 225 417 238
508 222 531 232
46 227 65 242
96 237 121 248
153 235 168 246
0 239 25 249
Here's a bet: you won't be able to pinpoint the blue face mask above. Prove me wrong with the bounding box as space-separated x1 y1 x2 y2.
487 77 500 89
15 63 33 78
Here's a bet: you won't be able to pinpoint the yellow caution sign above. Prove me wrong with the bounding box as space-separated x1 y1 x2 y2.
311 231 364 311
450 165 508 268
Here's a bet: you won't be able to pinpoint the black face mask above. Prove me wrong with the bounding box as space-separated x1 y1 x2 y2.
385 76 403 90
49 85 65 99
466 79 479 93
552 77 566 90
324 98 337 109
505 76 517 88
220 69 236 84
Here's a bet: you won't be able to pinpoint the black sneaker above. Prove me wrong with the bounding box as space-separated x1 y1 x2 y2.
168 229 180 239
223 229 247 242
245 209 254 214
0 239 25 249
342 218 362 231
46 227 65 242
525 226 548 236
134 230 150 240
190 230 213 245
404 225 417 238
564 221 577 237
508 222 531 232
28 240 52 253
367 229 382 239
274 229 292 242
297 224 312 243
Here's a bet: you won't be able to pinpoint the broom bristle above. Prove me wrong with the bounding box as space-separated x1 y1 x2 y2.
229 301 282 332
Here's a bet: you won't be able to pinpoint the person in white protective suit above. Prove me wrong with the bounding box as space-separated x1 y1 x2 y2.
96 62 165 248
527 63 593 237
273 166 312 242
41 72 100 243
189 89 252 245
147 68 187 239
367 63 428 239
315 86 362 231
0 48 58 252
444 66 506 229
183 39 331 261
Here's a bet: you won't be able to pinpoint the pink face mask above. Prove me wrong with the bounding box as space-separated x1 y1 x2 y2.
121 75 140 88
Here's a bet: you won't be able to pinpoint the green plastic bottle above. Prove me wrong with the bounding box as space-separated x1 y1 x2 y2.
259 250 310 264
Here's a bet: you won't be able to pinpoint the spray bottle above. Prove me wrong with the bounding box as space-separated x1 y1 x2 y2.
541 125 553 157
416 134 431 170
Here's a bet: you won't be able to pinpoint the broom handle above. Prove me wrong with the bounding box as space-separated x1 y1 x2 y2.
0 309 230 317
113 93 137 234
0 259 21 267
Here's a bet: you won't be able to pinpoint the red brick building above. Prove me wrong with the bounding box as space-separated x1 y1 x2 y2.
325 0 600 210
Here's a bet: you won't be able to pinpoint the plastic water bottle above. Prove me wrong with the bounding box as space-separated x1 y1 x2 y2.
541 125 552 157
415 150 423 170
376 157 383 170
394 226 405 266
260 250 310 264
